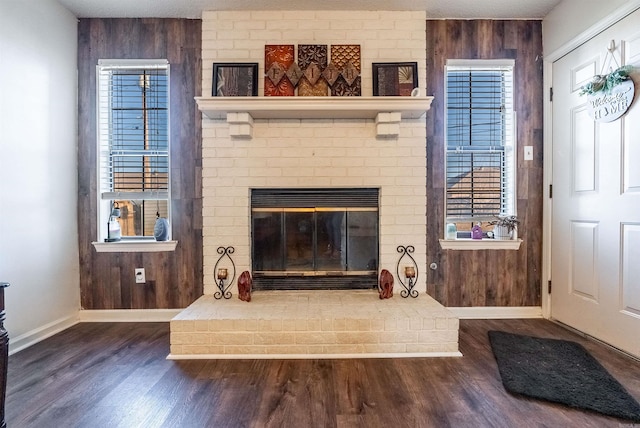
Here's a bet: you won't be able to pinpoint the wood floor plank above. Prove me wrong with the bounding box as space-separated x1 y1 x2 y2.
6 320 640 427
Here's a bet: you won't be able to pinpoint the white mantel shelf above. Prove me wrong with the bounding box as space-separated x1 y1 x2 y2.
195 96 433 120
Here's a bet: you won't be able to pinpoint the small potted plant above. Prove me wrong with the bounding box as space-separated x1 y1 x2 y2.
489 215 519 240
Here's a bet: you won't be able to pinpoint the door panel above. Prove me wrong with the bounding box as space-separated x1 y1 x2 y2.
571 106 597 192
569 221 599 301
552 9 640 358
622 223 640 316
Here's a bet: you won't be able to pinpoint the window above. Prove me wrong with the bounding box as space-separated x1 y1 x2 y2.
97 59 170 242
444 59 515 236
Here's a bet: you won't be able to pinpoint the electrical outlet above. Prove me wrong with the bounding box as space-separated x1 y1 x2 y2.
135 268 145 284
524 146 534 161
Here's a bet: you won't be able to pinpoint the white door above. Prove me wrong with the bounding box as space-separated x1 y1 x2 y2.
551 9 640 358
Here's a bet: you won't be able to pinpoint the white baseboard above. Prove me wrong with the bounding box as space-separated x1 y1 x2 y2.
448 306 543 319
78 309 182 322
9 309 182 355
167 351 464 360
9 315 79 356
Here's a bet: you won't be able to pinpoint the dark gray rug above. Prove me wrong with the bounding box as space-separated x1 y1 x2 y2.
488 330 640 422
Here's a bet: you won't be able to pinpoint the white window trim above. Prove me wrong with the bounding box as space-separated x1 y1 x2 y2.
439 238 522 251
95 59 175 250
443 59 518 248
92 240 178 253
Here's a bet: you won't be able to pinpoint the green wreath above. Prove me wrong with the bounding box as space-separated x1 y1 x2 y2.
579 65 633 96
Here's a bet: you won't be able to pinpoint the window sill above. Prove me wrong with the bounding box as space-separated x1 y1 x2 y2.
92 240 178 253
439 239 522 250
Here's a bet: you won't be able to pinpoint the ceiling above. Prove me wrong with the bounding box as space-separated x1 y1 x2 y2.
56 0 563 19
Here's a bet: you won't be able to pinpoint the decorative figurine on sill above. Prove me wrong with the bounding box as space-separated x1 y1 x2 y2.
105 202 122 242
153 211 170 241
471 222 483 240
446 223 457 240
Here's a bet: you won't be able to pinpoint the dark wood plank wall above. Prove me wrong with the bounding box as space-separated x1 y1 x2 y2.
77 19 203 309
75 18 541 310
425 20 544 307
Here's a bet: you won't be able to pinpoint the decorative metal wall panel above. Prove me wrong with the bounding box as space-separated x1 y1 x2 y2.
298 44 329 96
298 78 329 96
330 45 361 96
298 44 328 69
331 77 362 96
264 45 295 96
286 63 303 87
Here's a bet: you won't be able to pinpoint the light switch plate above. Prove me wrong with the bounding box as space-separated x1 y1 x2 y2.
524 146 533 161
135 268 146 283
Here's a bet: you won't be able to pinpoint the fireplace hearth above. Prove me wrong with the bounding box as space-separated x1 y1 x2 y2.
251 188 379 290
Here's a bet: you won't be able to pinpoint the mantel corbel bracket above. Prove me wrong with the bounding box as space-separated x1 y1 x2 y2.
375 112 401 138
227 112 254 139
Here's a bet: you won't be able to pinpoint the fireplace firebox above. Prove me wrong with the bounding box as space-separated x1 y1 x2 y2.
251 188 379 290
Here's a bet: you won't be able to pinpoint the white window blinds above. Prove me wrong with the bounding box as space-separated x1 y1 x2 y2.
98 60 170 200
445 60 515 222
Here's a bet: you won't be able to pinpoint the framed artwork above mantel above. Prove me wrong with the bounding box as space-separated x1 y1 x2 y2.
212 63 258 96
372 62 419 96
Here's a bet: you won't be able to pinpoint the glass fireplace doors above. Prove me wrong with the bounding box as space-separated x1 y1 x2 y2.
251 188 379 290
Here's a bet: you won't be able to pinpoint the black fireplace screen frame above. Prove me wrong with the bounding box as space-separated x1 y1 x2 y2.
251 188 379 290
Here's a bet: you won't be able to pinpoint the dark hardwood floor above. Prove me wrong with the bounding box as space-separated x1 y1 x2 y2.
6 319 640 427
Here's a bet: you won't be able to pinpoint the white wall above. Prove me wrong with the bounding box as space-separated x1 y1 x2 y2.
0 0 80 353
543 0 640 56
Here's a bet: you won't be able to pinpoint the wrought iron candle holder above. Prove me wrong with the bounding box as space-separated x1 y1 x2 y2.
214 246 236 299
396 245 419 298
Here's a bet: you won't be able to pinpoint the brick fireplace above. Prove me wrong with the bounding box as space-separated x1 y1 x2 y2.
200 10 430 295
168 10 460 359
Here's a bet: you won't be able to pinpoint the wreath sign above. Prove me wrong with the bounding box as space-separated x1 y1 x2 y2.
579 43 635 123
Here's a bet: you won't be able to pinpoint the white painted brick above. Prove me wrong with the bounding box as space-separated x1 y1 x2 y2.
249 30 284 40
231 176 268 187
229 124 253 138
234 20 266 30
399 39 426 50
320 166 351 178
330 20 363 30
394 19 425 31
376 123 400 137
201 30 218 41
281 126 315 138
363 20 395 30
332 157 364 167
250 11 285 21
298 20 331 30
250 167 284 177
266 20 298 30
281 10 316 20
348 29 380 40
397 157 426 168
217 11 254 21
214 30 251 40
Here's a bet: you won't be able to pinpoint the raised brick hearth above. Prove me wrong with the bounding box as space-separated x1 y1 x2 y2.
169 291 460 359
